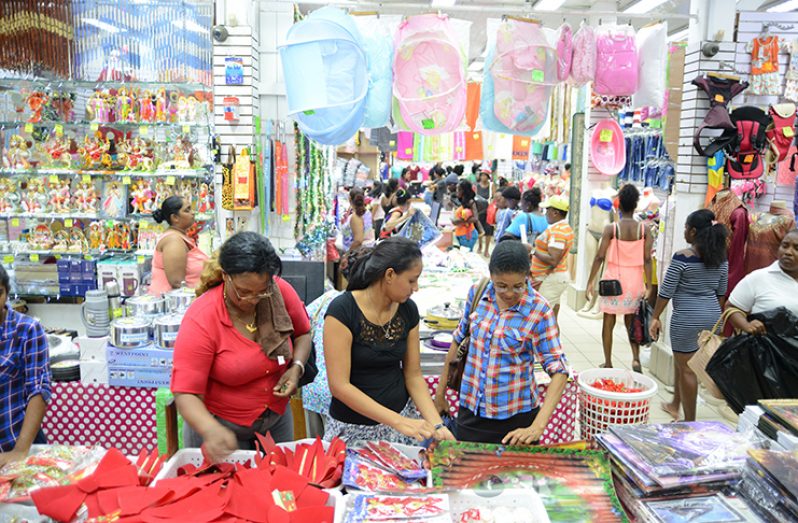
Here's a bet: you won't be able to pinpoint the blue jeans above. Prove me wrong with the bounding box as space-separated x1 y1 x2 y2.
457 231 478 251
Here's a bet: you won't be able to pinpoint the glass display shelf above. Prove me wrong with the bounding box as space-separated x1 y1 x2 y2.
0 168 211 178
0 212 99 220
0 249 153 259
0 78 211 92
0 121 212 132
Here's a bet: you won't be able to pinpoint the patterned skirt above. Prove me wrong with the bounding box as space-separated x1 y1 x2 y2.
322 401 418 445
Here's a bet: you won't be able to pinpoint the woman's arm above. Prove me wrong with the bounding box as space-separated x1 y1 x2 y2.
727 307 766 335
273 332 311 398
349 214 365 251
0 395 46 466
470 203 485 234
403 326 454 440
160 235 189 289
383 210 412 232
585 225 613 300
324 316 434 441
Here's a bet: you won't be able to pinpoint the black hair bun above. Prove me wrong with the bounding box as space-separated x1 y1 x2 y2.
152 209 164 223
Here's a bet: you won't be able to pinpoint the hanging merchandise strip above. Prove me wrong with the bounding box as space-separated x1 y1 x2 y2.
0 0 74 78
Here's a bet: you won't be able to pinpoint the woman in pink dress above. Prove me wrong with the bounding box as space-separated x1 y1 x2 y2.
586 184 653 372
149 196 208 295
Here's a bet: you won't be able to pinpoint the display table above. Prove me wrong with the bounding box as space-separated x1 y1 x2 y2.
423 375 579 445
42 382 158 455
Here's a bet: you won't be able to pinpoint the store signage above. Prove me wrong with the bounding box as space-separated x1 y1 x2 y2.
225 57 244 85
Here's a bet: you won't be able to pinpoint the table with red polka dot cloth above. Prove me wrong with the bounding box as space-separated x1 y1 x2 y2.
423 374 579 445
42 382 157 455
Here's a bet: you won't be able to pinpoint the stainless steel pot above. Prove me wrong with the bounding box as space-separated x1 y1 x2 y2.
125 295 166 318
166 287 195 313
110 317 152 349
153 314 184 349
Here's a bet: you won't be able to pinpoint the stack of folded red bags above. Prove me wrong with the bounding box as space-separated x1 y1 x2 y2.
30 436 347 523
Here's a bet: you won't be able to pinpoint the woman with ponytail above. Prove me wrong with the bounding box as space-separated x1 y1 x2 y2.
149 196 208 295
323 237 454 444
172 232 312 462
341 187 375 253
649 209 729 422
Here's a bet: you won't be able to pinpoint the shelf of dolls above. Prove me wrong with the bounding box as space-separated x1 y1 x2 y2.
0 212 99 220
0 168 211 179
0 78 211 92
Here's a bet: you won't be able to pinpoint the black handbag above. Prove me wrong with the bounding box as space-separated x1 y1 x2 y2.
599 224 624 297
298 343 319 388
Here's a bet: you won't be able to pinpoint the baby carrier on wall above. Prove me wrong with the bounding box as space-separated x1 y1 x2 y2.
765 103 797 162
691 74 750 157
726 106 772 180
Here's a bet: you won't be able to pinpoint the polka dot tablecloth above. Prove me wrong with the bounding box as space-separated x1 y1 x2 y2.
423 375 579 445
42 382 158 455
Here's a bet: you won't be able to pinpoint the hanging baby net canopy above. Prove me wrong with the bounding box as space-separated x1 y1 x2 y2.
279 6 368 145
480 18 558 136
351 14 394 129
392 13 467 135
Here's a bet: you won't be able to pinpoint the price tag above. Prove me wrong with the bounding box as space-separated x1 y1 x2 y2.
11 218 19 227
64 218 73 227
532 69 544 82
404 148 412 155
123 176 132 185
84 255 93 261
166 176 176 185
24 123 33 133
389 140 396 147
3 255 14 264
521 139 529 147
48 175 59 184
708 156 716 167
30 253 39 262
473 133 480 140
743 154 755 164
90 123 99 131
137 256 145 264
784 127 795 138
599 129 614 143
182 125 191 134
421 118 435 130
714 94 725 103
282 214 290 222
140 126 149 136
82 174 92 183
55 124 64 136
54 254 61 260
455 147 463 153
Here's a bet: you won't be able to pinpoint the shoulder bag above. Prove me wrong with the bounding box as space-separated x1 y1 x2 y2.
446 278 491 391
598 223 623 297
688 307 741 400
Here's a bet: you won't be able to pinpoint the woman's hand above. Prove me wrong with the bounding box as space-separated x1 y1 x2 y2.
585 283 595 303
273 365 302 398
392 417 435 442
434 425 456 441
0 449 27 468
201 423 238 463
649 318 662 341
502 424 544 446
743 319 767 336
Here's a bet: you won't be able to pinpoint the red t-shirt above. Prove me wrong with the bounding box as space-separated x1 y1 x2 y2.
170 278 311 426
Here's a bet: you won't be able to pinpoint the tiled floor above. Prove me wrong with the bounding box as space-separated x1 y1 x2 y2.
557 303 737 427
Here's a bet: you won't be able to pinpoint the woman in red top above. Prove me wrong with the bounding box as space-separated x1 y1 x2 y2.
171 232 312 462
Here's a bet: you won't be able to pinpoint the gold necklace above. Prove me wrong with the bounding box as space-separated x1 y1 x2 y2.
224 289 257 333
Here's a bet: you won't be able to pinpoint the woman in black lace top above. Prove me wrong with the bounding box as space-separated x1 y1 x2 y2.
323 238 455 444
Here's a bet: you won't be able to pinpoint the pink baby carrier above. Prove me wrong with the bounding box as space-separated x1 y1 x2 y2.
570 23 596 85
594 26 639 96
392 14 466 135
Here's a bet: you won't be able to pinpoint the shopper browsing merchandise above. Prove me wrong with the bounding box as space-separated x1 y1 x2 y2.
323 237 454 444
434 240 569 444
531 195 574 320
727 229 798 334
452 180 484 252
149 195 208 295
493 186 521 242
0 265 50 466
502 187 548 244
341 187 375 253
171 232 312 462
380 189 415 239
586 184 653 372
649 210 729 422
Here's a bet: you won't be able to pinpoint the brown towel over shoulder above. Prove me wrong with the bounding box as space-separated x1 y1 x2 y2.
255 282 294 360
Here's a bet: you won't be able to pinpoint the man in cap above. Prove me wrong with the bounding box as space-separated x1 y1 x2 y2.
531 195 574 322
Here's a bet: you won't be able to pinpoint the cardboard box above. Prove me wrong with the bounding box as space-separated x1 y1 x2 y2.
80 360 109 385
75 336 110 362
108 366 172 389
106 345 173 368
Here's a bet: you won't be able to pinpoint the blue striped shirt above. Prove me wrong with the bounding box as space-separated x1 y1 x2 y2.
0 307 50 452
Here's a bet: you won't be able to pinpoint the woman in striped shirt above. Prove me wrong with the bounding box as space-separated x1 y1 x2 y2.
649 209 729 422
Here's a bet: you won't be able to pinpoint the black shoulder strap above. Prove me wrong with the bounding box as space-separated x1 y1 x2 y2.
465 278 491 337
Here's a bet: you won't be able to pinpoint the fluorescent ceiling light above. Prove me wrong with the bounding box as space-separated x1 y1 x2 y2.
623 0 669 14
768 0 798 12
82 18 124 34
668 28 689 41
431 0 457 6
534 0 567 11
